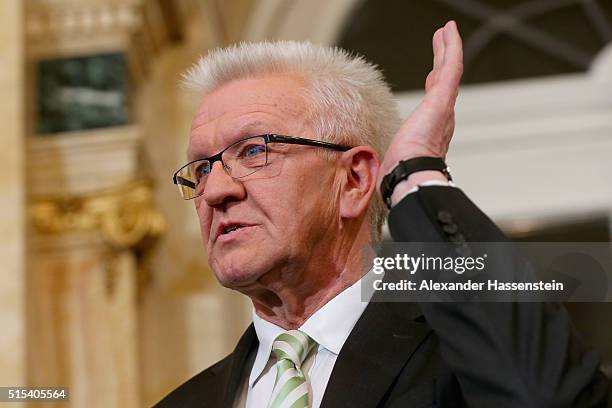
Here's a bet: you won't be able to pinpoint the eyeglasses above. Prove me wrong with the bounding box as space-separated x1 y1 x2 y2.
173 134 352 200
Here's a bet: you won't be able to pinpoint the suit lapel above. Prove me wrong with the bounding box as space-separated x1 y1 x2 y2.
320 302 432 408
218 324 258 408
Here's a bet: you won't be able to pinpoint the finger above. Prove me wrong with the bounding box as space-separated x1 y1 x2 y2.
432 27 445 72
430 27 445 86
439 21 464 92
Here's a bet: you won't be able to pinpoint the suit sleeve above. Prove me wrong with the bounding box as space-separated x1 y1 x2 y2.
388 186 611 408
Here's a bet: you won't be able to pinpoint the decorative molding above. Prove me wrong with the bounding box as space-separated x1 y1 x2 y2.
26 3 142 39
27 126 142 196
25 0 186 80
30 180 165 249
26 2 141 59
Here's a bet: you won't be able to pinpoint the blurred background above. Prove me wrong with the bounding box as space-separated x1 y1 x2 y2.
1 0 611 406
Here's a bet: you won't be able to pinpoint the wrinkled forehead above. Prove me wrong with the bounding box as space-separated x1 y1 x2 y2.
187 74 310 160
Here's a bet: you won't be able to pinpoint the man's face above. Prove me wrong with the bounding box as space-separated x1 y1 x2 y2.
188 74 340 290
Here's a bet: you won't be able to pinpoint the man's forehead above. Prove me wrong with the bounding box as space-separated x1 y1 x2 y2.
190 101 296 133
187 74 309 158
191 74 307 129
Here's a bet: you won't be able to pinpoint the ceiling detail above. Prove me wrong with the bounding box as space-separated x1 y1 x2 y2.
338 0 612 91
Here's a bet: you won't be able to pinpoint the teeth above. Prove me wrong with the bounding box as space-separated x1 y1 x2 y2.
224 225 242 234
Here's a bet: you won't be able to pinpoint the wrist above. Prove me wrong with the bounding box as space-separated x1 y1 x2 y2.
380 157 451 208
390 170 448 206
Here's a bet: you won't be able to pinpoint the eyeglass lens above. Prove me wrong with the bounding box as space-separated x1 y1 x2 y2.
175 136 268 199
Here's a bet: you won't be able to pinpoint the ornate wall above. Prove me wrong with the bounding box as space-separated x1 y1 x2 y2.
16 1 255 406
24 1 171 407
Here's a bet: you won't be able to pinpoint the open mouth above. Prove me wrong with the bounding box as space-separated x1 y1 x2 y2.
217 223 253 240
223 225 244 234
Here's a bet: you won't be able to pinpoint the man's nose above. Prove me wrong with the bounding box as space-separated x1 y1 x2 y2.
201 161 246 207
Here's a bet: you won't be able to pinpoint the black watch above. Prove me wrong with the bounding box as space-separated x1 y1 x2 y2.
381 156 452 209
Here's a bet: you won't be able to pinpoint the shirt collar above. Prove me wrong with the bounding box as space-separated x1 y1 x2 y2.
249 268 376 387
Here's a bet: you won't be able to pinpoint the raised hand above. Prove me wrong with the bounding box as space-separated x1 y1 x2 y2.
378 21 464 192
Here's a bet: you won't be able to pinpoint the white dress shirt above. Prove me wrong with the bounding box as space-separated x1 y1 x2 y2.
241 270 377 408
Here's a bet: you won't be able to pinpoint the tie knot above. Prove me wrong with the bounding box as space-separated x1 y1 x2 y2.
271 330 316 368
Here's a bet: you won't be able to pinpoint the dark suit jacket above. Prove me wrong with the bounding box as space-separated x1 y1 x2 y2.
155 186 611 407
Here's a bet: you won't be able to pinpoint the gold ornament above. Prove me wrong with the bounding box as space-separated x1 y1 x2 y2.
30 180 165 249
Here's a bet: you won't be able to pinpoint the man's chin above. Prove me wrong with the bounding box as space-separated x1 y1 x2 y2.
213 266 263 290
208 246 278 290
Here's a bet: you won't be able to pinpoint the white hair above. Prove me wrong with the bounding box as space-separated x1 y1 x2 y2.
182 41 401 242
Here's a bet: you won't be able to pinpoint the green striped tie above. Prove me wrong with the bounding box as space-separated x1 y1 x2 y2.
268 330 317 408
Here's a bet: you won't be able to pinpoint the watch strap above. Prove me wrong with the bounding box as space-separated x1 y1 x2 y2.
381 156 451 208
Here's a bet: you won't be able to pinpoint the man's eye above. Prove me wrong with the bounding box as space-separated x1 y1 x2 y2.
241 144 266 158
195 163 210 179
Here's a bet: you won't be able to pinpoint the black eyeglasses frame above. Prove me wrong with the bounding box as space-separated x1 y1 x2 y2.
172 134 352 196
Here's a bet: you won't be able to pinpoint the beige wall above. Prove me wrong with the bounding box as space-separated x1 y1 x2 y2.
0 0 25 387
27 241 140 408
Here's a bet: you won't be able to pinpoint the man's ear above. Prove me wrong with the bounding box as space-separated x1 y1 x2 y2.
338 146 379 219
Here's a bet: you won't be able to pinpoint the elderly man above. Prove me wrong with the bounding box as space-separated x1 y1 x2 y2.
157 22 609 407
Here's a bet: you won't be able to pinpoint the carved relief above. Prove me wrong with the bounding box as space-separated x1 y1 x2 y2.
30 181 165 249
